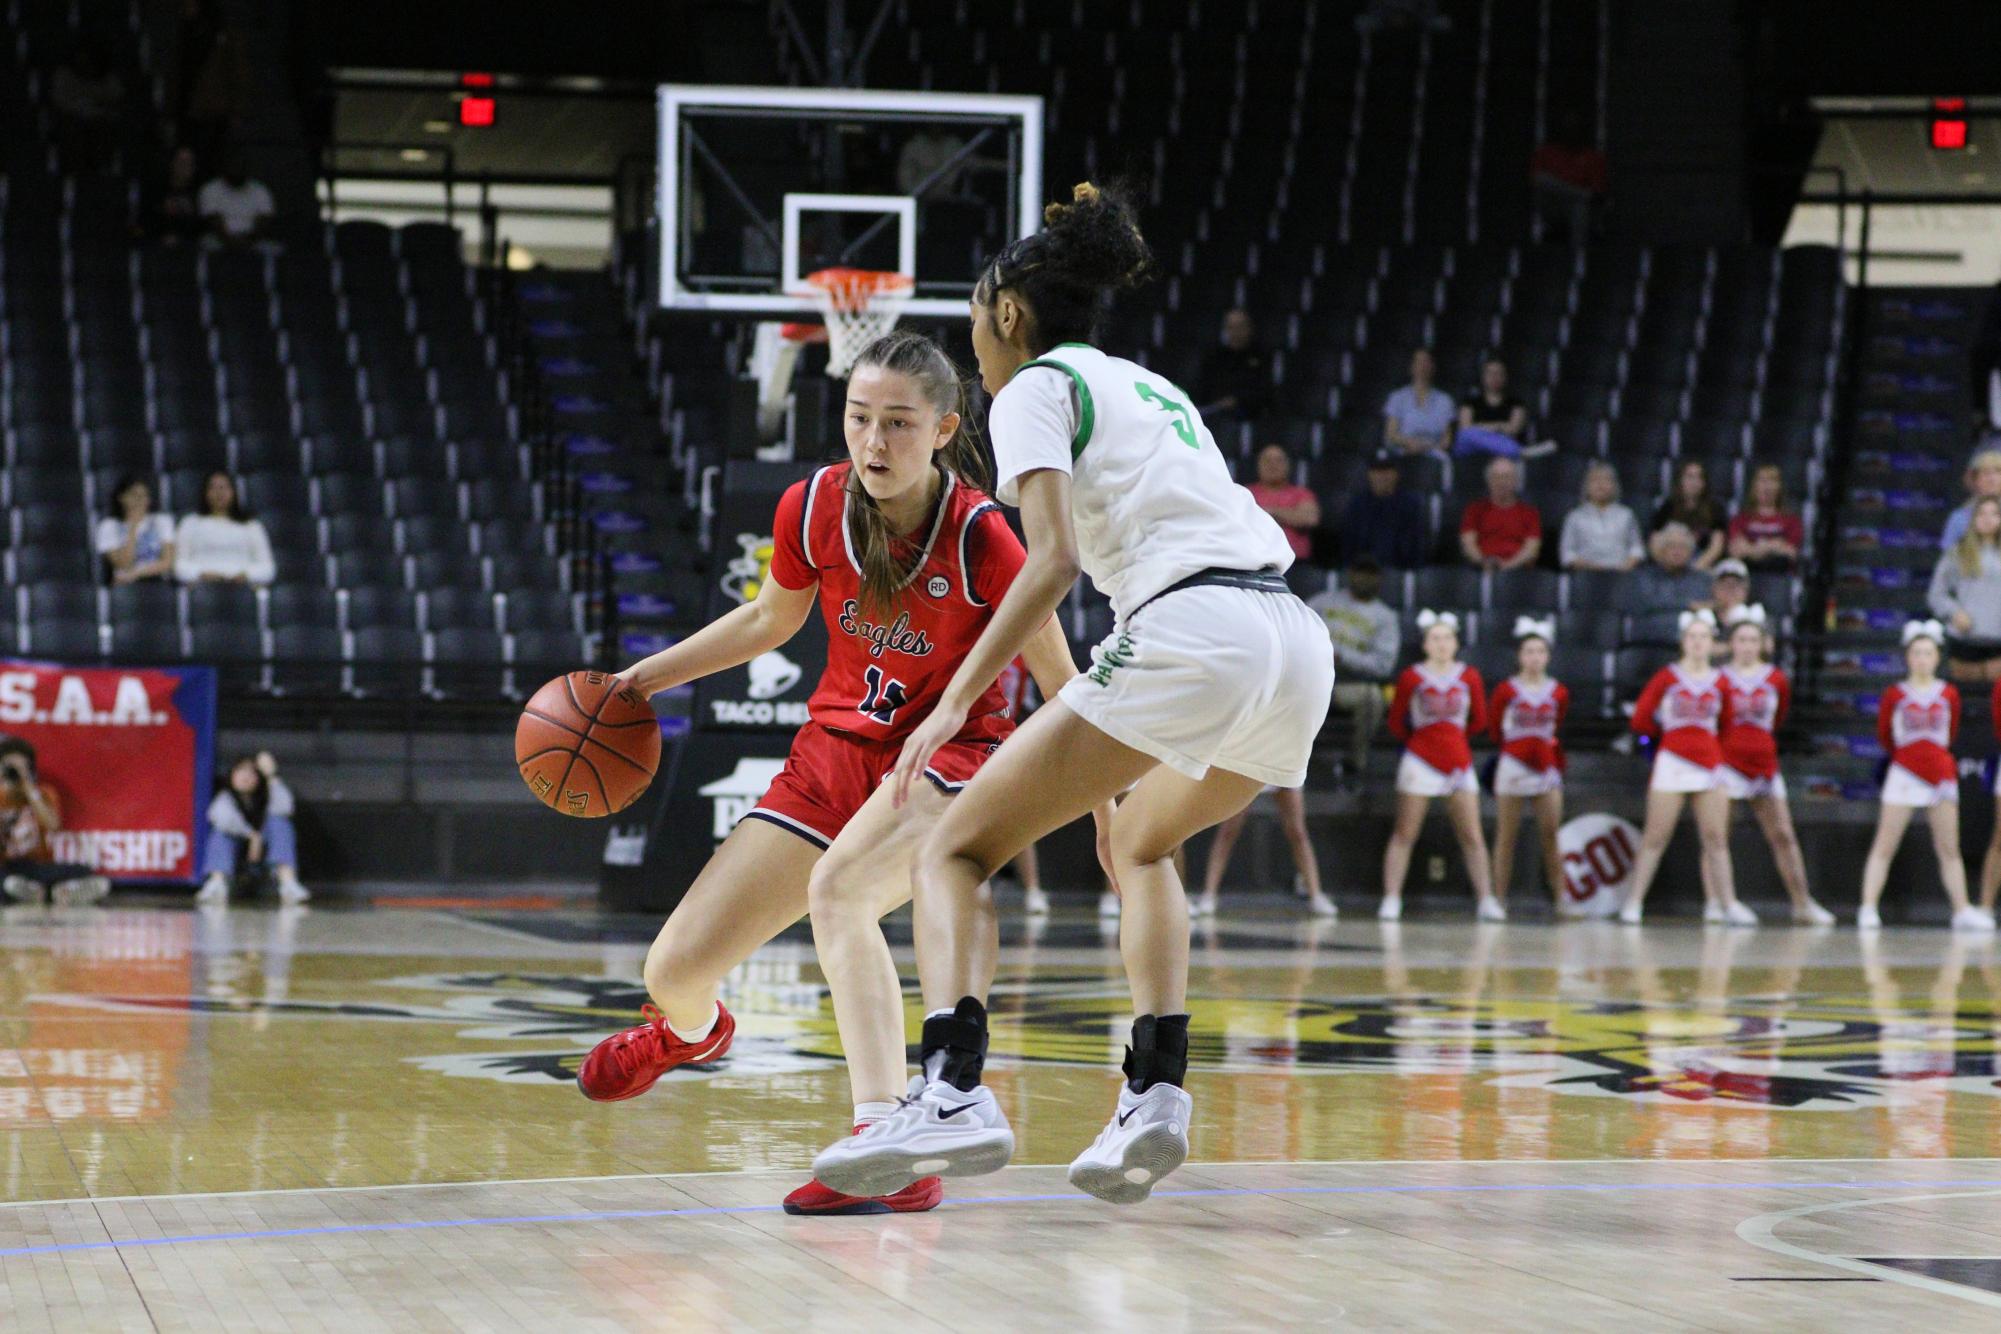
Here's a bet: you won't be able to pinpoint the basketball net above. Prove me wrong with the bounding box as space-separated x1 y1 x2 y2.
804 267 913 378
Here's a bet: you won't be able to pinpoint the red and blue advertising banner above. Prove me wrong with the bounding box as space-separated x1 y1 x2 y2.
0 662 217 882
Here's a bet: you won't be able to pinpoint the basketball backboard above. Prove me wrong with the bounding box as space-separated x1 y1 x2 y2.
656 84 1043 317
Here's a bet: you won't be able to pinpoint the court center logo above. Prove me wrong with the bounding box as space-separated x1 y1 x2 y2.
29 976 2001 1108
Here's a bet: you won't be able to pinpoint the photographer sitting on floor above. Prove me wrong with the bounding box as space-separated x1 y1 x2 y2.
1 737 111 906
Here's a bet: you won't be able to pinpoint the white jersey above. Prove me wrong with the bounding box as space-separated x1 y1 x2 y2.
987 342 1295 621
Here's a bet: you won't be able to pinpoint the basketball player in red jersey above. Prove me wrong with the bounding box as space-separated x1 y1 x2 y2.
574 330 1107 1215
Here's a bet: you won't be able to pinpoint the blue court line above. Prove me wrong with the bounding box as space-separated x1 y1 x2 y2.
5 1177 2000 1261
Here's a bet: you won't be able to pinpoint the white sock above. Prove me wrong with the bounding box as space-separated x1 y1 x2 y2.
853 1100 896 1128
667 1003 718 1044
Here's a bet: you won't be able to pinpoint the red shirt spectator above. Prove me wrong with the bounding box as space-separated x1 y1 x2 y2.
1247 444 1320 563
1726 463 1805 572
1461 499 1541 562
1459 456 1541 567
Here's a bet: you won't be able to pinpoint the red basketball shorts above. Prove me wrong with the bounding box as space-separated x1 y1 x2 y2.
743 715 1012 849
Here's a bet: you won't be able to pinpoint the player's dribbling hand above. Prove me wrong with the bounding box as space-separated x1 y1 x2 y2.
889 702 967 808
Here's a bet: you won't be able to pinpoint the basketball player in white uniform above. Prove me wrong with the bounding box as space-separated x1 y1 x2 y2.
813 183 1334 1204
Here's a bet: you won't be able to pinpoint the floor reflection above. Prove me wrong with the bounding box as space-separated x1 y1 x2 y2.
0 905 1997 1202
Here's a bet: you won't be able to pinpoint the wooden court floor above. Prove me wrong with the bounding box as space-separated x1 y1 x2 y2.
2 901 1999 1329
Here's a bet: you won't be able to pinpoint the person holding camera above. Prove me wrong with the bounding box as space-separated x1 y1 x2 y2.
196 752 309 905
1 737 111 906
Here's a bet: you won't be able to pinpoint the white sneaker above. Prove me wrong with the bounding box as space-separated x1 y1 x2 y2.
811 1076 1014 1199
1190 895 1217 918
1953 907 1998 932
1067 1081 1193 1205
1476 897 1507 923
1724 901 1758 927
1377 896 1402 921
195 873 229 906
51 875 110 907
1793 900 1837 927
277 876 311 905
1702 901 1726 924
1307 894 1337 918
1617 901 1643 925
1097 891 1121 919
1024 887 1050 916
1856 906 1882 930
3 874 47 905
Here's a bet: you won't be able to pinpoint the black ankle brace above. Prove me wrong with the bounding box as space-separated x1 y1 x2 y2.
1122 1013 1191 1093
919 996 989 1092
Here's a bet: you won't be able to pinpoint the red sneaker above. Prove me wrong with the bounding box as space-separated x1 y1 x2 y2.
782 1174 942 1216
782 1123 942 1215
575 1002 735 1102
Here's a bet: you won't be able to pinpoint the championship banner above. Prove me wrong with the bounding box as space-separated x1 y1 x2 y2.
0 661 217 882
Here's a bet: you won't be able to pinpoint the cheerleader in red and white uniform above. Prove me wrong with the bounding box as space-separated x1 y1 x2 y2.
1981 673 2001 919
1488 616 1570 916
1717 607 1835 925
1619 610 1753 925
1380 610 1501 921
1858 619 1994 931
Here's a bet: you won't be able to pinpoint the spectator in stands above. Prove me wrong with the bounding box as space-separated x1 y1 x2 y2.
145 145 203 246
95 474 177 585
1383 347 1456 456
1458 456 1542 570
198 154 276 248
1941 448 2001 549
175 471 275 585
1 737 110 907
1559 462 1644 571
50 36 125 171
1530 106 1607 243
1707 558 1756 624
1340 450 1427 569
1928 495 2001 682
1460 358 1527 438
196 752 308 905
1308 557 1401 783
1247 444 1320 564
1648 459 1726 570
174 0 245 167
1196 308 1268 425
1635 523 1712 615
1727 463 1804 572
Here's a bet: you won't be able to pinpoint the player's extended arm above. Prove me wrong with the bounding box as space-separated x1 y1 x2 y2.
615 576 817 697
888 469 1080 806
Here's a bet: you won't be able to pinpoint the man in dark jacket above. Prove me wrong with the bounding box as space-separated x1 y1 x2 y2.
1339 452 1428 569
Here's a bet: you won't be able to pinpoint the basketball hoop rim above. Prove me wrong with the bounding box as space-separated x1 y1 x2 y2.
802 266 915 314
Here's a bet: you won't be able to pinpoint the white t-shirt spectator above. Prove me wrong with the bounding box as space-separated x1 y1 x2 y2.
94 514 176 569
175 514 276 585
197 176 275 239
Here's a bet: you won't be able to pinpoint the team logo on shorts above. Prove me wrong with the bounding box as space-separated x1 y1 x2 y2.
927 574 950 598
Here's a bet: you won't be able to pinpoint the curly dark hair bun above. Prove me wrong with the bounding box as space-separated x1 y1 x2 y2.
976 180 1153 350
1040 182 1152 292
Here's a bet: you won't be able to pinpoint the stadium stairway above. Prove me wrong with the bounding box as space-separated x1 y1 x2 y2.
1817 287 1994 799
512 269 705 732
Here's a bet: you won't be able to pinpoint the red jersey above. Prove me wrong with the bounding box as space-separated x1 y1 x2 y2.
1877 680 1959 785
768 464 1024 742
1631 663 1729 767
1389 662 1486 773
1488 676 1568 773
1720 664 1788 779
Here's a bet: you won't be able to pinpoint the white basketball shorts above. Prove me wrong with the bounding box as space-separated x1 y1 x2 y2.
1060 583 1334 788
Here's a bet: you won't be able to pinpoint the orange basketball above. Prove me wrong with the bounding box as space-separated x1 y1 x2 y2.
515 671 662 818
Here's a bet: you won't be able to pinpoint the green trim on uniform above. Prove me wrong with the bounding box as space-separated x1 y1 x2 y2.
1017 356 1097 459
